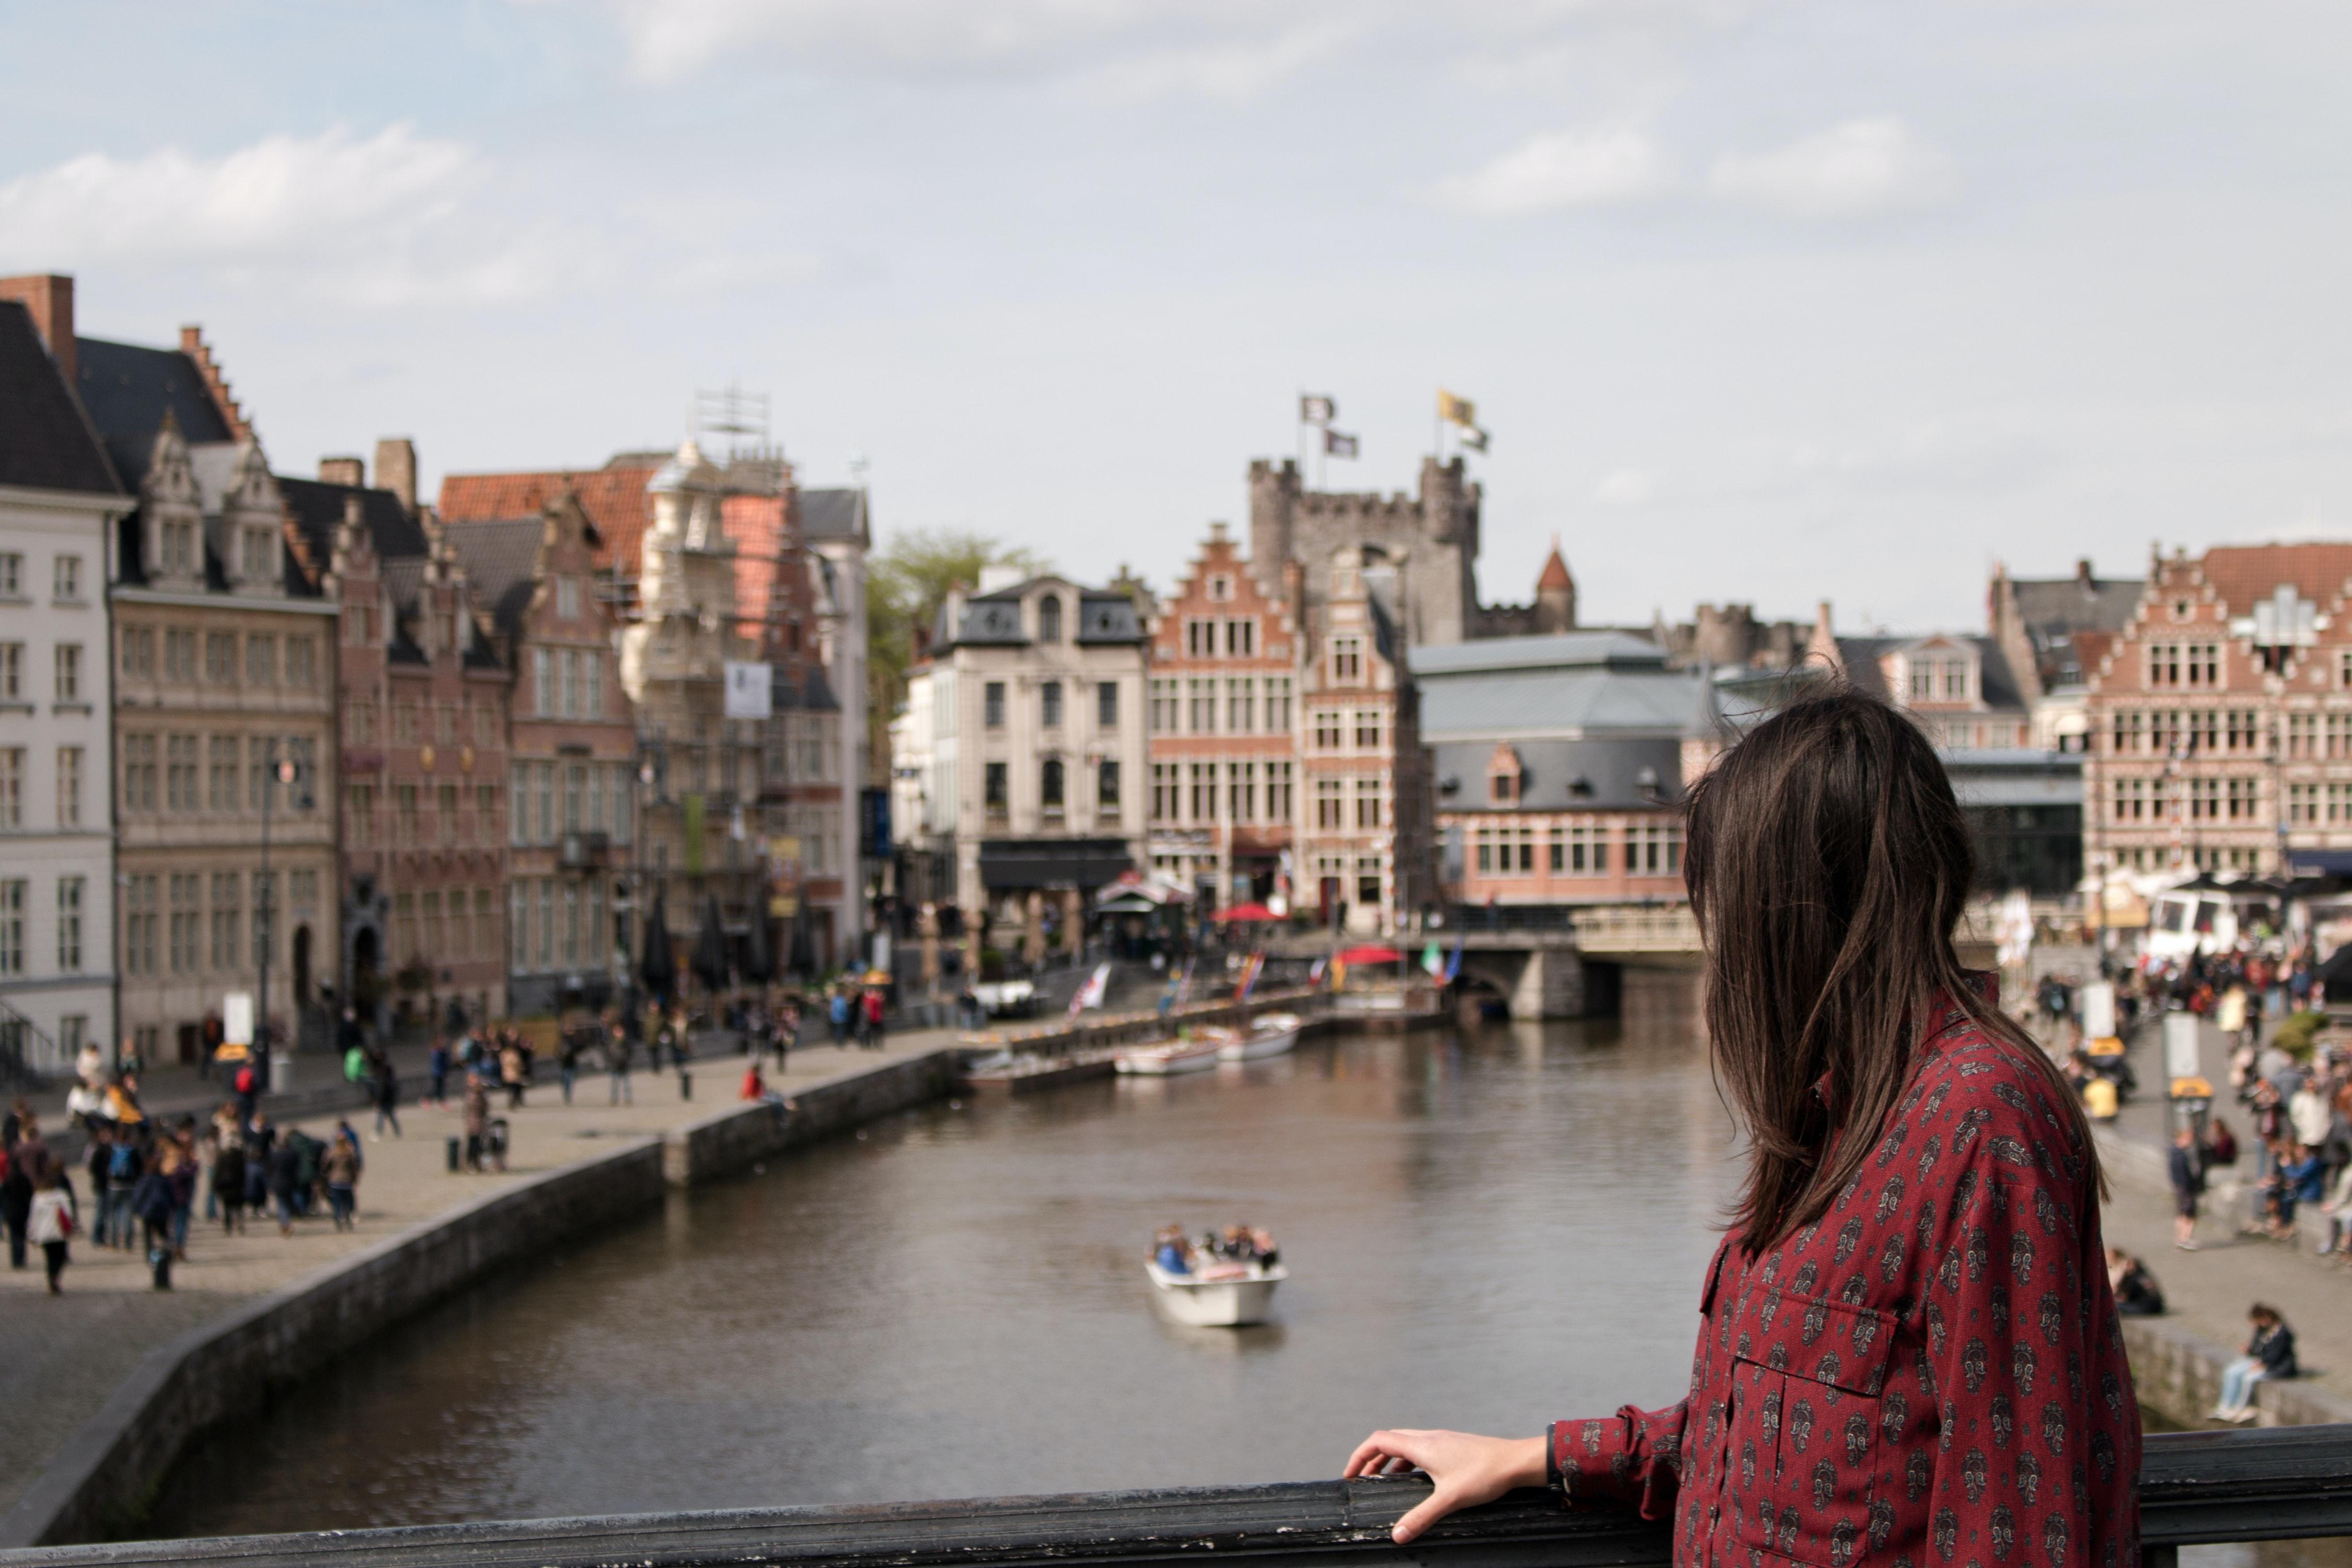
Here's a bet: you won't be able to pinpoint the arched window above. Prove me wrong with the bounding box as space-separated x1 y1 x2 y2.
1041 757 1066 811
1038 594 1063 643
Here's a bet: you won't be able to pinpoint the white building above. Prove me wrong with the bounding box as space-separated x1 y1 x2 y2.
897 568 1149 951
0 285 128 1074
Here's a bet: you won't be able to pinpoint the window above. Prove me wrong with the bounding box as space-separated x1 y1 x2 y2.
56 746 80 827
0 880 19 975
536 762 555 843
169 874 198 974
161 518 194 575
246 635 276 686
0 644 18 701
1037 595 1062 643
0 750 18 828
0 555 16 596
1041 681 1063 728
1357 860 1383 909
534 648 552 718
241 525 275 581
2288 712 2316 758
286 636 315 688
166 735 198 810
120 626 153 678
204 737 235 811
1475 826 1537 875
1097 681 1119 729
984 682 1006 729
1354 777 1382 828
557 576 580 619
1189 762 1217 821
510 884 528 972
1355 710 1382 750
121 735 156 813
612 764 632 843
123 875 157 976
1315 777 1344 828
52 555 79 602
1491 768 1517 804
1266 761 1294 822
584 651 602 718
1149 679 1179 732
1151 762 1179 822
1312 710 1342 750
2148 643 2180 687
1632 823 1684 875
1189 678 1217 733
1909 661 1933 700
538 882 556 967
1207 575 1232 602
985 762 1009 815
510 763 529 845
2329 783 2352 824
2341 649 2352 690
1264 677 1292 733
2226 777 2261 821
2111 777 2151 823
2330 714 2352 760
442 782 463 844
1943 660 1969 700
1042 757 1065 813
397 783 421 846
1227 678 1254 733
1228 760 1256 822
210 872 241 971
51 642 79 704
1225 619 1255 656
1185 619 1216 657
248 737 274 811
2226 710 2262 752
476 889 495 957
205 632 237 684
1552 825 1607 874
2289 781 2319 826
164 629 195 681
478 782 499 842
1098 759 1121 813
2187 643 2220 686
2188 777 2222 821
1331 636 1364 682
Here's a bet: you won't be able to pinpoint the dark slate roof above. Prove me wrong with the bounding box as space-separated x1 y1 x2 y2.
75 335 233 489
773 663 841 712
1433 735 1687 813
1410 631 1667 675
444 517 545 641
801 486 868 543
2010 574 2141 637
1834 634 2029 713
937 578 1146 648
1075 589 1143 644
0 304 119 495
277 474 426 574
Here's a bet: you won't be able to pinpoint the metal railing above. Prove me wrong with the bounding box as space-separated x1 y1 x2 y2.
1568 904 1703 952
0 995 59 1089
1 1425 2343 1567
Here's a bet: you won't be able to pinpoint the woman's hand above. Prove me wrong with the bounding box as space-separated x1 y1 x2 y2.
1341 1429 1548 1544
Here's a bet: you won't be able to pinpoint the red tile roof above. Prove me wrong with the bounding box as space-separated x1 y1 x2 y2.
2199 544 2352 613
439 466 656 574
1536 539 1573 592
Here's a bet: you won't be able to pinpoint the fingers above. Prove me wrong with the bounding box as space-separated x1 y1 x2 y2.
1391 1488 1457 1547
1344 1429 1426 1479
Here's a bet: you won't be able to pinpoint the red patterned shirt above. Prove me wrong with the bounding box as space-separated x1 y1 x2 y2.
1551 991 2141 1568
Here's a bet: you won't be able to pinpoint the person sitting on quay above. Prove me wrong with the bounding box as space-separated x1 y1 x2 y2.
2105 1245 2165 1317
2212 1302 2298 1424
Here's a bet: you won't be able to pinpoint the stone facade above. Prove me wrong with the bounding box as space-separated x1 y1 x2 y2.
1142 523 1302 909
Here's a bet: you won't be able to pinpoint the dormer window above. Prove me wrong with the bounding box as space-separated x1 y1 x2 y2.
557 577 580 619
160 520 194 576
1488 744 1523 805
1038 594 1062 644
240 525 275 583
1942 660 1970 701
1490 770 1518 804
1331 636 1364 682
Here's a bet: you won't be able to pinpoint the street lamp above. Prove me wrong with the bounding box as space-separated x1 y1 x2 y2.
256 746 307 1085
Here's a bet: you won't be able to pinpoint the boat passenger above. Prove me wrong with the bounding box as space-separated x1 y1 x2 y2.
1154 1225 1191 1274
1250 1227 1278 1267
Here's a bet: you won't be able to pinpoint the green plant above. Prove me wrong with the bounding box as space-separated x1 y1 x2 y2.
2274 1009 2325 1060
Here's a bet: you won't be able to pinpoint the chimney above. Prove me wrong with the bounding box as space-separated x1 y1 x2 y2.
0 274 75 384
319 455 365 488
2076 557 2094 589
374 437 417 513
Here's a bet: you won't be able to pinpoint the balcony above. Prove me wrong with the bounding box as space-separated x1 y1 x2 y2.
559 831 610 870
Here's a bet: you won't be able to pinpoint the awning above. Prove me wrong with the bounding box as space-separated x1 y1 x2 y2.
1336 944 1403 964
1214 902 1280 923
2288 850 2352 877
1096 894 1159 914
979 838 1136 892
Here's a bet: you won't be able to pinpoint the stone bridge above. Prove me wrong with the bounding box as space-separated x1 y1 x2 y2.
1446 905 1701 1021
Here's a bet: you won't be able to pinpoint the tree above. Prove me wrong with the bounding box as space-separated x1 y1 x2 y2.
865 529 1052 774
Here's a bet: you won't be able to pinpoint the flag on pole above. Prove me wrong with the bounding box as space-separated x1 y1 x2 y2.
1324 429 1359 459
1459 426 1491 453
1068 961 1112 1017
1442 930 1465 985
1299 394 1336 424
1421 940 1443 977
1233 952 1265 1001
1437 389 1477 428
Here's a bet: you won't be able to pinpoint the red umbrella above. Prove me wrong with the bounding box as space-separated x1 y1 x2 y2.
1335 944 1403 964
1213 902 1280 923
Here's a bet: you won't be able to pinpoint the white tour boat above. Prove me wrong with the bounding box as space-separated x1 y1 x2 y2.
1113 1037 1223 1076
1215 1011 1304 1062
1144 1259 1287 1326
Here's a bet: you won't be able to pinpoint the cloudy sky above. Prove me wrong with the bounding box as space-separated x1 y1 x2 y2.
4 2 2349 632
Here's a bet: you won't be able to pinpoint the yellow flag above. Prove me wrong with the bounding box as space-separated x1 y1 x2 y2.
1437 389 1477 428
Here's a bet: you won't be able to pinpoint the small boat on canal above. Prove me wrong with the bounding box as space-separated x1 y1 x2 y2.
1113 1036 1222 1076
1144 1257 1286 1326
1214 1011 1304 1062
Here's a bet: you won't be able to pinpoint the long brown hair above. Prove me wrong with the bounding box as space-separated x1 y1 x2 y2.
1684 685 2097 1248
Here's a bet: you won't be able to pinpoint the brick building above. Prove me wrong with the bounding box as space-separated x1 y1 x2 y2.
1143 523 1301 909
2085 544 2352 880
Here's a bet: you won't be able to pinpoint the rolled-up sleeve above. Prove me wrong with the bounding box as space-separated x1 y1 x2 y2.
1549 1399 1689 1519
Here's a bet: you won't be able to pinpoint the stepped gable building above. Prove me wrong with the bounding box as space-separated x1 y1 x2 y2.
902 568 1150 951
1293 546 1434 934
0 281 130 1074
1416 632 1700 918
2086 543 2352 881
1143 522 1302 910
292 444 511 1027
445 495 635 1014
50 289 340 1065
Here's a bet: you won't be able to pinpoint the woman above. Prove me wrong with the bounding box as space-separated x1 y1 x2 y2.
2212 1304 2296 1423
321 1131 360 1231
1344 689 2141 1568
210 1104 248 1236
28 1169 74 1293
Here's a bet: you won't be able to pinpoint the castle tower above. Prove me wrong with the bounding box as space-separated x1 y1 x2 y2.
1243 454 1481 646
1535 537 1575 632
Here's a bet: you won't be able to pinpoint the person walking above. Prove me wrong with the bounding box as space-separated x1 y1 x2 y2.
500 1035 527 1111
861 986 886 1051
828 988 850 1047
2213 1304 2299 1423
28 1169 74 1293
463 1070 492 1172
373 1059 403 1140
1341 687 2140 1568
2170 1123 2206 1248
265 1132 303 1237
1 1115 42 1269
607 1017 635 1106
559 1025 584 1105
322 1131 361 1231
102 1124 142 1251
211 1106 248 1236
427 1036 451 1109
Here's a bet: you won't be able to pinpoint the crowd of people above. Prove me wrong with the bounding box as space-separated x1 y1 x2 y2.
1152 1222 1279 1275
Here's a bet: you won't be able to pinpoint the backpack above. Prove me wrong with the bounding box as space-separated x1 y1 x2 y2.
235 1066 257 1096
108 1142 139 1183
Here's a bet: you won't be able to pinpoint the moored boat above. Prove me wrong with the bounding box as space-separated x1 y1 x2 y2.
1216 1011 1304 1062
1144 1259 1286 1326
1113 1037 1222 1076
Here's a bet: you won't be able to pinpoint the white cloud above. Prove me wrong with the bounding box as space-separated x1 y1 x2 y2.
1075 21 1356 101
1705 117 1953 219
0 124 554 306
610 0 1182 85
1593 467 1658 506
1436 126 1670 215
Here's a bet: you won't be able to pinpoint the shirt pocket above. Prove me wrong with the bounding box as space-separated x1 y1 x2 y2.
1724 1287 1895 1568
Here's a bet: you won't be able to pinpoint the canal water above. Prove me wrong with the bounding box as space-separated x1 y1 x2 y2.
153 979 1733 1536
